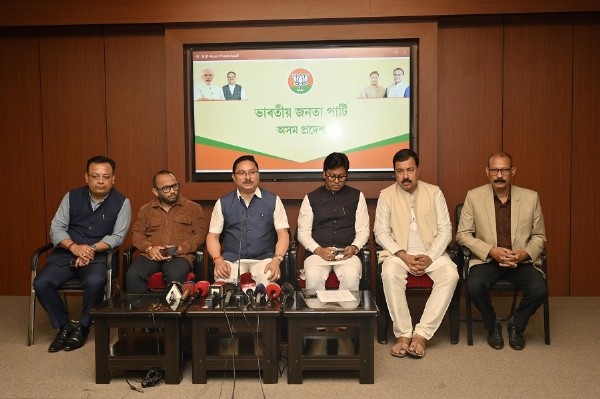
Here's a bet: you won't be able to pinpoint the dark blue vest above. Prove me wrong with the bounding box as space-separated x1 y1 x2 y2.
220 189 277 261
306 185 359 250
223 84 242 100
47 187 126 266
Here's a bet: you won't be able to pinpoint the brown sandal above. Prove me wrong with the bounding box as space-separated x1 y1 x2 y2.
407 334 426 358
390 337 411 358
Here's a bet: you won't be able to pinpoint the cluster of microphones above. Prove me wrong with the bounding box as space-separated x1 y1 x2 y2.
165 280 295 310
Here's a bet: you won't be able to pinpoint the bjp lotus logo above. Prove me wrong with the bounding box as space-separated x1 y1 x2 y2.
288 68 313 94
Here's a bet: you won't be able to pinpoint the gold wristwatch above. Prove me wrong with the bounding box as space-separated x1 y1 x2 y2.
274 254 284 262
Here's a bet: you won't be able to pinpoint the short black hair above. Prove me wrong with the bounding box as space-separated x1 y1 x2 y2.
392 149 419 168
153 170 176 188
323 152 349 172
232 155 259 173
87 156 115 173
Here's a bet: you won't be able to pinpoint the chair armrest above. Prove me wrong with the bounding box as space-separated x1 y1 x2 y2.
31 243 54 272
194 243 206 281
455 243 471 280
540 248 547 276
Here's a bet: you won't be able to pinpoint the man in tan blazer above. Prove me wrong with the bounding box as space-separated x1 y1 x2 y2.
456 152 546 351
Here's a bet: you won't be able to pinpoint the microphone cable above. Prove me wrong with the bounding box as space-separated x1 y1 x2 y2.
240 305 267 399
125 310 163 392
219 301 237 399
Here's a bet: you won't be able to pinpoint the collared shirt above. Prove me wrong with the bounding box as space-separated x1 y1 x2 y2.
131 195 208 264
209 187 289 234
386 82 410 98
50 190 132 249
297 187 370 253
193 82 225 100
359 85 386 98
225 84 247 100
494 194 512 249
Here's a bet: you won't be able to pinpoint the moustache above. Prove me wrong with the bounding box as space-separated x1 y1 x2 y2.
401 178 412 184
243 180 253 184
494 178 506 183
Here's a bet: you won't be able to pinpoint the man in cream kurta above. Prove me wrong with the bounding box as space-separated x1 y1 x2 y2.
375 149 458 358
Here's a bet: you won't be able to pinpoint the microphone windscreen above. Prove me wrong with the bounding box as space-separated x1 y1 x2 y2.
254 283 266 295
281 282 295 296
266 282 281 298
195 280 210 296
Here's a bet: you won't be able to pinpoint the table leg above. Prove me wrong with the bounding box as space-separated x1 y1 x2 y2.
261 317 278 383
94 318 110 384
163 318 183 384
191 318 208 384
287 318 303 384
358 316 374 384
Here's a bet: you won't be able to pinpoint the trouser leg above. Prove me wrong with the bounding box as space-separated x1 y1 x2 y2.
506 264 547 333
125 256 162 293
381 257 412 338
467 262 503 330
33 262 77 329
414 263 459 340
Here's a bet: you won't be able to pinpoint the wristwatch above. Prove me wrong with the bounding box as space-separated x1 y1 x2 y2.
274 254 284 262
91 244 98 253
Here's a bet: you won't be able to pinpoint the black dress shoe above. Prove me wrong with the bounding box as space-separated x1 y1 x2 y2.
48 324 74 353
63 325 90 351
508 323 526 350
487 322 504 350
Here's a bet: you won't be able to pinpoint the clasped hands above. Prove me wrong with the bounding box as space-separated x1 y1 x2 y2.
395 250 432 276
490 247 528 268
147 245 178 262
71 243 94 268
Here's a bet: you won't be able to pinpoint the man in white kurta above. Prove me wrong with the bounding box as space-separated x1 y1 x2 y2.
374 149 458 358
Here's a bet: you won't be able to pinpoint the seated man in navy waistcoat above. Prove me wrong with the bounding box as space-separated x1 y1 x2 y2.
207 155 289 286
297 152 370 291
34 156 131 352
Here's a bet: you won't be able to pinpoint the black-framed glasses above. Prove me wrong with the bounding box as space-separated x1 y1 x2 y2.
325 174 347 182
156 183 180 193
234 170 258 177
488 168 512 175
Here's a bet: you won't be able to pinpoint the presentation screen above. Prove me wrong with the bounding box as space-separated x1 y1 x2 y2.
187 41 415 181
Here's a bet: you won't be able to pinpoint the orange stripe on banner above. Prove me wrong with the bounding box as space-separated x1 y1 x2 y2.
195 142 408 172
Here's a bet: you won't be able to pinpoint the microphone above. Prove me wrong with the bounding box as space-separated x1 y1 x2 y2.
187 280 210 305
234 208 246 306
242 282 257 309
265 282 281 307
222 282 238 308
180 281 196 301
165 281 182 304
280 282 295 309
206 281 225 308
254 283 266 307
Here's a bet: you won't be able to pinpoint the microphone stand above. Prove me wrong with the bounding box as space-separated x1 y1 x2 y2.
233 205 246 308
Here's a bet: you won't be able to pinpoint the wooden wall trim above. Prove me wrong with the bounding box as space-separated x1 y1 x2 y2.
164 20 438 200
2 0 600 27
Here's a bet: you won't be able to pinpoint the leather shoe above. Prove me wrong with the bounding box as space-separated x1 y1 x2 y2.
48 324 74 353
487 322 504 350
63 325 90 351
508 323 526 350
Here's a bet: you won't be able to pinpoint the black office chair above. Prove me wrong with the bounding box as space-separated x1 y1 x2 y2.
375 233 461 345
28 243 119 346
455 203 550 345
122 245 205 291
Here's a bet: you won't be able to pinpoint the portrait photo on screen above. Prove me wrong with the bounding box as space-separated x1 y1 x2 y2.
187 41 416 181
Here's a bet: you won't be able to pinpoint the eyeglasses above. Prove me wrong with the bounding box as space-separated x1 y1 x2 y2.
156 183 180 193
235 170 258 177
488 168 512 175
89 174 111 181
325 174 347 182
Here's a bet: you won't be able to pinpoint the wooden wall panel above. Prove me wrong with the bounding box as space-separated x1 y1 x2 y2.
503 14 573 295
104 25 167 251
571 13 600 295
165 20 438 200
2 0 600 27
437 16 504 228
40 26 108 230
0 28 46 295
